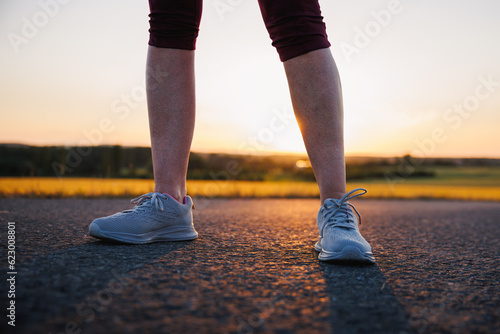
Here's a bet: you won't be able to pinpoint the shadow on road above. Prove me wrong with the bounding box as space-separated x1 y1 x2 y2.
317 257 413 334
12 240 195 333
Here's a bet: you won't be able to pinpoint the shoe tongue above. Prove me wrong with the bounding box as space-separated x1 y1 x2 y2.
132 197 153 211
325 198 341 210
335 204 352 219
338 208 348 218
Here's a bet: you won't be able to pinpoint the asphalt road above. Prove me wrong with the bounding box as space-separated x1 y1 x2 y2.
0 198 499 334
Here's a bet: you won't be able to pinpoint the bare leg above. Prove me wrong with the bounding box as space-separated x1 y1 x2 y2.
146 46 195 202
283 48 346 204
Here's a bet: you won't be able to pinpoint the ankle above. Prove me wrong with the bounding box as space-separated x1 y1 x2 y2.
154 183 186 203
320 191 345 204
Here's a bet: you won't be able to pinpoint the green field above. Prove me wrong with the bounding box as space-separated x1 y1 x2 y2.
385 166 500 186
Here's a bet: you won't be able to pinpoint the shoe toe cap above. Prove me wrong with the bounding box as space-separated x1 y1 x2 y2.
89 214 126 233
88 221 103 236
322 229 372 253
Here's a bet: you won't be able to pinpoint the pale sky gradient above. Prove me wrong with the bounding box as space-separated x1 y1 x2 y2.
1 0 499 157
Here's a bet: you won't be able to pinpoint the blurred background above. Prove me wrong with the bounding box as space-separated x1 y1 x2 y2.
2 0 500 155
1 0 499 199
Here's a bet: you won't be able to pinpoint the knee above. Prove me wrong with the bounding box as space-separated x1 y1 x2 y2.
148 0 202 50
258 0 331 61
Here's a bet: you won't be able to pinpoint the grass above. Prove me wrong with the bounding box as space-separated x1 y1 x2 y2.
389 166 500 186
1 166 500 202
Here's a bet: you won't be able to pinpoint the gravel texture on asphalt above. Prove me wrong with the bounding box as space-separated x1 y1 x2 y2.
0 198 499 334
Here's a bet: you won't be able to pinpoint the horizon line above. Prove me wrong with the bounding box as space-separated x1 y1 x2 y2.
1 142 500 160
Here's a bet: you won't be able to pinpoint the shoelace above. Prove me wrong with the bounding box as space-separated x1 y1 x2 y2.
124 192 166 213
320 188 367 235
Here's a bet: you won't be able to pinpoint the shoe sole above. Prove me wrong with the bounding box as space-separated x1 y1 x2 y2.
89 223 198 244
316 245 375 264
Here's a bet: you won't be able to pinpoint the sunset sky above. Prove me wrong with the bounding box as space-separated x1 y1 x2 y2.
1 0 499 158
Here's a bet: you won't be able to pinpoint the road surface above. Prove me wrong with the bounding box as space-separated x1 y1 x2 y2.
0 198 499 334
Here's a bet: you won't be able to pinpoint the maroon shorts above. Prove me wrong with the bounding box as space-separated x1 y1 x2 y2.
148 0 331 62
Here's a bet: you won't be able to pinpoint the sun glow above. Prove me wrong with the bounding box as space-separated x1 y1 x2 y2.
1 1 500 157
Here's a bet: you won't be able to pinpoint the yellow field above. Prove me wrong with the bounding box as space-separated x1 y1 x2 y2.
0 177 499 201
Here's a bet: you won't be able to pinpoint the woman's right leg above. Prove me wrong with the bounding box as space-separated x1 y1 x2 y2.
146 47 195 203
88 1 202 244
147 0 202 202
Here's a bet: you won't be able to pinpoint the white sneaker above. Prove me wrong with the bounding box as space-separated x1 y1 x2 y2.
89 192 198 244
315 188 375 263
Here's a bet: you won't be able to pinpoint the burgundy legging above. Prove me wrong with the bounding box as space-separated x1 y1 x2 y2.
148 0 331 62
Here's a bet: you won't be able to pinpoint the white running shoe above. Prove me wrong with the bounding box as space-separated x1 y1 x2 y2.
315 188 375 263
89 192 198 244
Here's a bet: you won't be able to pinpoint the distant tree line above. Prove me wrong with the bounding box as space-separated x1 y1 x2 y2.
0 145 150 178
0 144 313 180
1 144 499 180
